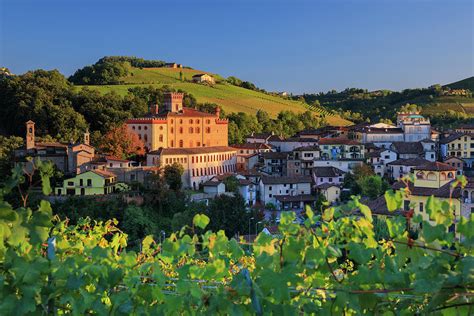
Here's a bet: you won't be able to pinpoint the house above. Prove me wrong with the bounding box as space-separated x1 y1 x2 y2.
14 121 95 175
258 176 313 207
268 137 318 152
439 133 474 166
366 149 397 177
312 166 345 186
261 151 289 176
202 180 226 197
318 138 365 159
245 132 282 144
295 126 349 140
387 158 430 181
164 63 183 68
390 140 436 161
231 143 272 171
314 183 341 203
392 162 462 231
192 73 215 84
55 170 121 196
397 112 432 142
443 156 465 176
312 158 364 173
287 145 321 176
202 174 257 206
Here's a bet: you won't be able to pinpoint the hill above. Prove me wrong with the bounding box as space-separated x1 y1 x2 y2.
443 76 474 91
78 66 352 126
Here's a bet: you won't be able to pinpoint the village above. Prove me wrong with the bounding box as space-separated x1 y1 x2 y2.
12 91 474 231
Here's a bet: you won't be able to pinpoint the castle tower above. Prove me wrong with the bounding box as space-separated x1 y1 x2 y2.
149 103 159 115
163 92 184 113
26 120 35 150
84 130 90 146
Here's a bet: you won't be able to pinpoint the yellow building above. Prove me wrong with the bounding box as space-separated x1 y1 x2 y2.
126 92 228 151
55 169 121 196
393 161 461 227
441 133 474 161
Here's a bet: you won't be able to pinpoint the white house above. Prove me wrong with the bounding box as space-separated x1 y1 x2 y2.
258 176 312 206
312 166 345 186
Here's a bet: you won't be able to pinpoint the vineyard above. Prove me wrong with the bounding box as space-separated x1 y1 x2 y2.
0 161 473 314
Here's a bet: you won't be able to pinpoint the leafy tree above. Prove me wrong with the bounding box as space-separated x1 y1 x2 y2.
164 163 184 191
206 194 250 237
357 175 389 199
99 124 145 159
223 176 239 193
0 135 23 177
353 164 375 181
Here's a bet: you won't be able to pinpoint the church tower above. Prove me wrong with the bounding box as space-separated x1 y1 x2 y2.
26 120 35 150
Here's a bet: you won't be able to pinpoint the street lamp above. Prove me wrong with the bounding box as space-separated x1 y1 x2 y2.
248 217 254 252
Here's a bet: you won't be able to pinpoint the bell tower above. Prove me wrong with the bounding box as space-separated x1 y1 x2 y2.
26 120 35 150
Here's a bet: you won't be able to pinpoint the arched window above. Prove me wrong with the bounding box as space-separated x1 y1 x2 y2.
171 127 174 134
160 126 163 130
171 140 174 147
196 127 200 133
440 172 447 181
427 172 437 181
144 134 148 142
179 127 183 134
416 171 425 179
189 127 193 133
159 135 163 142
179 140 184 147
197 119 200 124
189 119 193 124
144 126 148 130
179 119 183 124
447 172 454 179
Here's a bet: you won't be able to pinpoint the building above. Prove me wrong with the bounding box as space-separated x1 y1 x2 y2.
231 143 272 171
312 159 364 173
392 162 461 230
390 140 436 161
246 132 283 144
352 125 404 148
312 166 345 186
268 137 318 152
397 112 431 142
55 169 120 196
192 73 215 84
147 146 237 189
443 156 465 176
14 121 95 175
287 145 321 176
261 151 289 176
319 138 365 159
366 149 397 177
314 183 341 203
439 133 474 166
202 174 257 206
258 176 313 207
387 158 430 181
295 126 349 140
126 92 228 151
164 63 183 68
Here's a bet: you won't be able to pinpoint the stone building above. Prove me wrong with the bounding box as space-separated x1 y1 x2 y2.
14 121 95 175
126 92 228 151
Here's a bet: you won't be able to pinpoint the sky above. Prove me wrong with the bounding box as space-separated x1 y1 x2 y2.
0 0 472 94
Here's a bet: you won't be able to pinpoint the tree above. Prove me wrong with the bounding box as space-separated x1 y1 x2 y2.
206 194 250 237
357 175 389 199
100 124 145 159
353 164 375 181
164 163 184 191
223 176 239 193
0 136 23 177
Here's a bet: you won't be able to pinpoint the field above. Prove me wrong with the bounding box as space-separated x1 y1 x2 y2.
80 67 352 126
420 96 474 115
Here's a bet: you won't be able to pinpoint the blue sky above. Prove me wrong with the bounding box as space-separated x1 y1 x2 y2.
0 0 472 93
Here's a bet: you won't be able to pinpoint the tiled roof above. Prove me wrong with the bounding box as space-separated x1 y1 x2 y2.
313 166 345 178
261 176 312 185
148 146 236 156
293 145 321 151
387 158 429 166
314 183 341 189
262 151 289 160
270 137 318 143
106 156 130 162
392 181 461 199
363 196 406 217
391 142 424 155
90 169 116 178
413 161 456 172
231 143 272 150
439 133 466 144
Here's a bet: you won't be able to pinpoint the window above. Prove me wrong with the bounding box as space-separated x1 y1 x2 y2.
189 119 193 124
144 126 148 130
179 127 183 134
171 128 174 134
189 127 193 133
132 126 136 130
179 119 183 124
138 126 142 130
269 186 272 191
159 135 163 142
79 179 83 186
87 179 92 186
419 202 424 213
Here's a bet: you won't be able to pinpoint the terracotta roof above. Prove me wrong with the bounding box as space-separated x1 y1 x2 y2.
271 137 318 143
274 194 317 202
392 181 461 199
261 176 312 185
262 152 289 160
293 145 321 151
148 146 236 156
90 169 116 178
413 161 456 172
106 156 130 162
231 143 272 150
391 142 424 155
439 133 466 144
313 166 345 178
247 132 273 139
387 158 429 166
35 142 68 148
318 138 361 145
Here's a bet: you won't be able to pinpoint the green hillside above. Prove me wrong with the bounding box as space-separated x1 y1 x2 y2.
80 67 352 126
443 76 474 91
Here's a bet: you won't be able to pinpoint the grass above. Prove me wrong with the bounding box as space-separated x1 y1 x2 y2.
421 96 474 115
80 67 352 126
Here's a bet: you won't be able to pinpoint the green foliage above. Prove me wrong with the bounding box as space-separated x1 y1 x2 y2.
223 175 239 193
69 57 132 85
163 163 184 191
0 170 473 314
357 175 389 200
0 135 23 177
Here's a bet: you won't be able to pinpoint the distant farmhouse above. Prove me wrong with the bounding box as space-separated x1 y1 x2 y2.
164 62 183 68
192 73 215 85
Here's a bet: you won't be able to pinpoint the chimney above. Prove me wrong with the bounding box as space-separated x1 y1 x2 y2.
84 130 90 146
26 120 35 150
